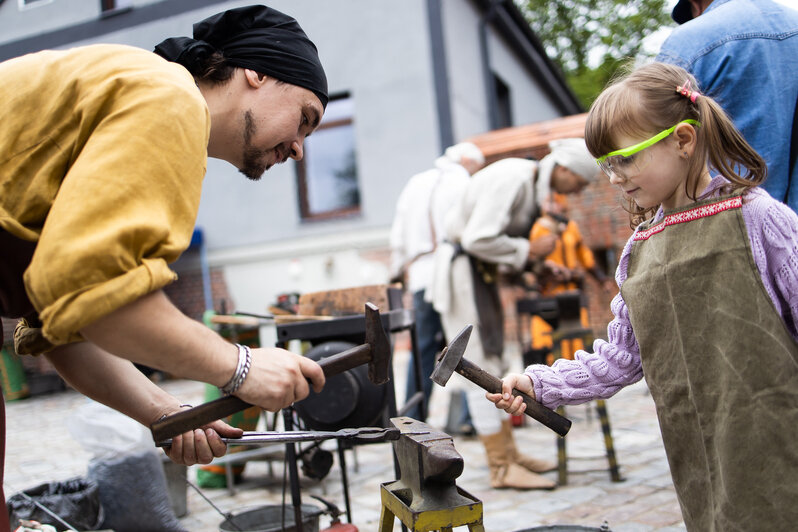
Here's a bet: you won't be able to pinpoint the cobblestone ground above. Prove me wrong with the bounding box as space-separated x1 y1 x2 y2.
5 349 685 532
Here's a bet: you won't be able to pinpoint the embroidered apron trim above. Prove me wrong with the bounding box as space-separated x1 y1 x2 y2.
633 196 742 241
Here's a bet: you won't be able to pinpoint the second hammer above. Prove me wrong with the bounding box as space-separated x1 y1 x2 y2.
150 302 391 442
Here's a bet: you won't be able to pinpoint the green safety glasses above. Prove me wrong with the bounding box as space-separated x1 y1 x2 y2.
595 119 700 179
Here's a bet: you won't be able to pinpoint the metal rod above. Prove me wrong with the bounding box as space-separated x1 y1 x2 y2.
184 478 243 532
283 408 305 532
337 440 353 523
3 483 78 531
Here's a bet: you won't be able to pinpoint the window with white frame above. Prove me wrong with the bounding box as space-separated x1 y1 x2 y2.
101 0 132 13
295 95 360 221
18 0 53 9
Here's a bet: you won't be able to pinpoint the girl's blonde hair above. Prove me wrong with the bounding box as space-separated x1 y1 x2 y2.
585 62 766 227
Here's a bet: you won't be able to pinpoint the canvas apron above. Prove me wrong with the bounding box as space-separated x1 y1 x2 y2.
620 195 798 531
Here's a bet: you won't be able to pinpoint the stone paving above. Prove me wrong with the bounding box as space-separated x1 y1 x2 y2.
5 348 686 532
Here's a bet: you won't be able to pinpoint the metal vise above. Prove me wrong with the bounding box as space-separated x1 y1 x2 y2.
383 417 475 513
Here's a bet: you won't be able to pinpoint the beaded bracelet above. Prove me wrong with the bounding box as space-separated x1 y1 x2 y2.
220 343 252 395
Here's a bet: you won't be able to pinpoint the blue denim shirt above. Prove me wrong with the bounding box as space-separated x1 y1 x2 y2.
657 0 798 212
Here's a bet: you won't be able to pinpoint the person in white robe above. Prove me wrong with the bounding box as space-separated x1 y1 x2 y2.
428 138 598 489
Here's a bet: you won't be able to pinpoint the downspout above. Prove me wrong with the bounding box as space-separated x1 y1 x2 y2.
426 0 454 151
200 237 213 312
479 0 502 131
191 229 214 312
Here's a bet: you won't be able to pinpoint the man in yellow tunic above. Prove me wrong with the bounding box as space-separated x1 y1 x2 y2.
0 6 329 526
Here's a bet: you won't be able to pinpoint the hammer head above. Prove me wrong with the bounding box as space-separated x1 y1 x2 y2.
364 302 391 385
430 325 472 387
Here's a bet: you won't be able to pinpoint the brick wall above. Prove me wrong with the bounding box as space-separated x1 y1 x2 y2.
163 267 234 320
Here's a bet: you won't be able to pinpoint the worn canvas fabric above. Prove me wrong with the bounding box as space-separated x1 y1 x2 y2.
621 194 798 531
0 45 210 345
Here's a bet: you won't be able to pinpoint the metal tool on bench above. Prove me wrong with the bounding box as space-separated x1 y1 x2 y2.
431 325 572 437
150 302 392 442
156 426 410 447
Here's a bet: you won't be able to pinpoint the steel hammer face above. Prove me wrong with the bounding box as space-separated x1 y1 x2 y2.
430 325 473 387
363 302 391 385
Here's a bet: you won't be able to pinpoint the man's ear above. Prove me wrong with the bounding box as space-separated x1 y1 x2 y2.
673 122 698 157
690 0 713 17
243 69 267 88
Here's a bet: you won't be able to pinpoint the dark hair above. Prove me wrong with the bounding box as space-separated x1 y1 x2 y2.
188 51 236 84
196 52 235 83
184 52 284 88
585 62 766 227
153 38 237 85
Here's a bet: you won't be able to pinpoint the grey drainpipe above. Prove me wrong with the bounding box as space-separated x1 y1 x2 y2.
426 0 454 151
479 0 501 131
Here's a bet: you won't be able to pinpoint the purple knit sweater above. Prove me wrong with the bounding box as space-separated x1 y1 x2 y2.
526 177 798 409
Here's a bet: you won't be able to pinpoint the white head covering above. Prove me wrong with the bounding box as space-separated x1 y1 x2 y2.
548 138 597 182
435 142 485 168
535 137 597 203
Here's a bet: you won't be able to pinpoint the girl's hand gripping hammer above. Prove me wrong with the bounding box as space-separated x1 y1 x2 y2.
430 325 572 437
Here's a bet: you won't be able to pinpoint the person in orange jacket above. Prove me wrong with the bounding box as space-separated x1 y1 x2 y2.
529 194 614 365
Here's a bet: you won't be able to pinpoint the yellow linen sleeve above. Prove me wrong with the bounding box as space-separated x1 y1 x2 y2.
25 77 210 345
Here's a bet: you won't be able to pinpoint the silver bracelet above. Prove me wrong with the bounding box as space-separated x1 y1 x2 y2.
156 404 193 422
220 343 251 395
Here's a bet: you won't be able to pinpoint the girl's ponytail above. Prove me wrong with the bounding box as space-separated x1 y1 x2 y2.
694 93 766 192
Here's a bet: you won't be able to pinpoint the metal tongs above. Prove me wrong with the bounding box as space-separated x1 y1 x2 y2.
156 426 411 447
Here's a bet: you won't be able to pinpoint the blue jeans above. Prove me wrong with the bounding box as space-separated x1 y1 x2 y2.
405 290 443 421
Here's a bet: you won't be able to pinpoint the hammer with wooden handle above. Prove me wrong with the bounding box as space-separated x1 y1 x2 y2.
430 325 572 437
150 302 392 442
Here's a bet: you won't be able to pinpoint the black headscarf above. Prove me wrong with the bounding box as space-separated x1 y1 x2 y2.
154 4 328 109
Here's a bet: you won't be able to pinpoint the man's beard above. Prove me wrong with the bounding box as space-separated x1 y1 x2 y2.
240 110 270 181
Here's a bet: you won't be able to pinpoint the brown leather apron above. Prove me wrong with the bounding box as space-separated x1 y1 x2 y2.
621 195 798 531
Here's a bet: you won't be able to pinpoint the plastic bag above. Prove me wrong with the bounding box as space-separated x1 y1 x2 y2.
13 521 58 532
67 399 153 461
7 477 104 531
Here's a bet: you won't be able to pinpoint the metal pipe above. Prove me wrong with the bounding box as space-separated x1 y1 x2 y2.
478 0 502 130
426 0 454 151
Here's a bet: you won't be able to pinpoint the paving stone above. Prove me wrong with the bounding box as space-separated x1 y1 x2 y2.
5 353 688 531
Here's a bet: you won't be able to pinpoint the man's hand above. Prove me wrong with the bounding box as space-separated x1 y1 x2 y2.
539 260 571 283
528 234 557 260
234 347 325 412
79 291 325 414
485 373 535 416
45 342 249 464
162 414 243 466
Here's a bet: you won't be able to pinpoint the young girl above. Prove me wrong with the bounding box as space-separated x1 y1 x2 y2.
487 62 798 531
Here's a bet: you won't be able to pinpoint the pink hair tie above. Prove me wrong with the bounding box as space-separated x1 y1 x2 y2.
676 80 699 103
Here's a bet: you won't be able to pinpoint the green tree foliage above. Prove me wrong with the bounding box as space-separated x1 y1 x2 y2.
519 0 673 108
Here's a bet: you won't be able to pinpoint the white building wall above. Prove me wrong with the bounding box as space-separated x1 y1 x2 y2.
0 0 573 313
1 0 98 45
441 0 490 141
193 0 440 311
486 29 562 124
0 0 166 46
